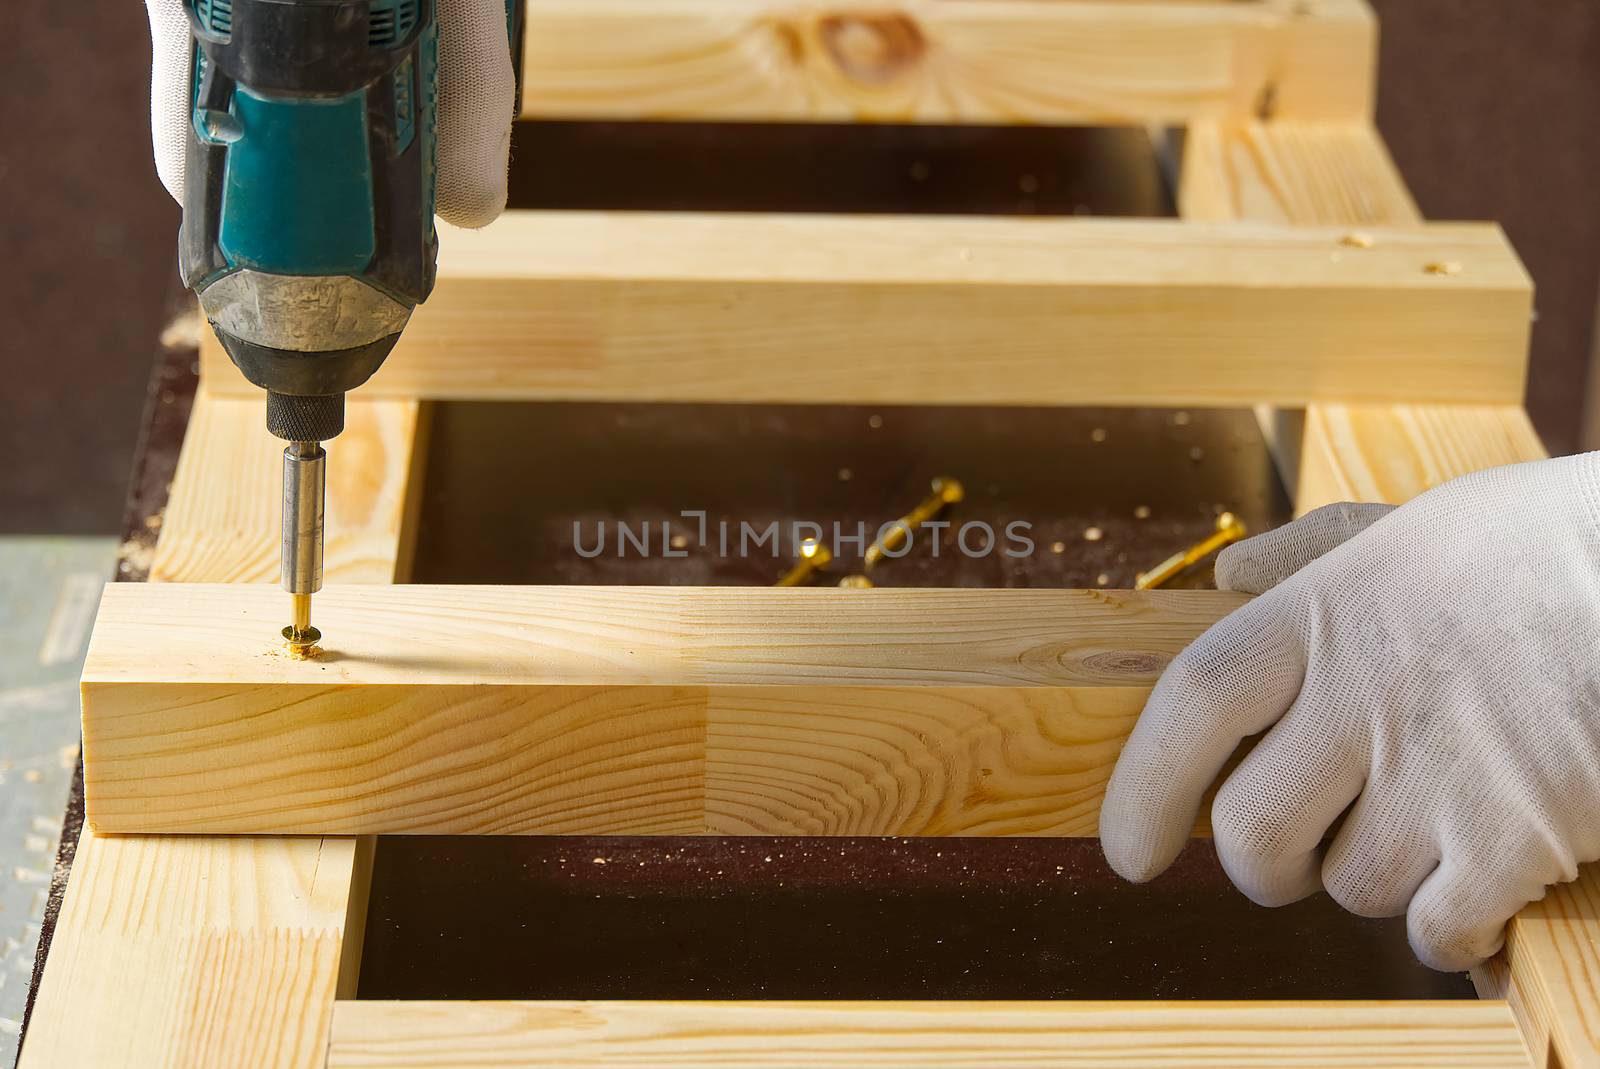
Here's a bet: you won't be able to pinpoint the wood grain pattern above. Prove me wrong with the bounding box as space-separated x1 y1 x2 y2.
198 211 1532 408
25 370 419 1063
1476 868 1600 1069
79 583 1242 836
1177 121 1545 512
151 386 427 583
19 831 367 1069
1179 120 1418 226
519 0 1375 125
327 999 1534 1068
1296 402 1546 512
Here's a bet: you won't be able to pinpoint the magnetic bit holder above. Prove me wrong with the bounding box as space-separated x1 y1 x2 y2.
280 440 326 652
1134 511 1247 590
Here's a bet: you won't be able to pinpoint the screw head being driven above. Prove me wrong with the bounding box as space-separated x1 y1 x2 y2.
282 624 321 655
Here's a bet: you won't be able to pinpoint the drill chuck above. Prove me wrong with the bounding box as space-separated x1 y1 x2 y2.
267 390 344 444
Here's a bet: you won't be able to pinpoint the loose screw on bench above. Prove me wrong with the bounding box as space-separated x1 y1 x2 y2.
865 477 965 570
1135 512 1247 590
776 537 834 587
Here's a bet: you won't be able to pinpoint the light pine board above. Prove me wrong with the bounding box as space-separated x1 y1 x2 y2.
519 0 1375 125
79 583 1244 836
199 211 1532 408
151 388 428 584
1177 120 1545 512
19 831 371 1069
1179 120 1419 227
327 999 1533 1068
22 387 419 1066
1297 402 1546 511
1476 869 1600 1069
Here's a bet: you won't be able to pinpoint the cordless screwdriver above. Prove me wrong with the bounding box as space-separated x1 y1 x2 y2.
178 0 513 650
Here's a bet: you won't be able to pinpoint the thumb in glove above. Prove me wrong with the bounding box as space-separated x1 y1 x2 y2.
1215 501 1395 595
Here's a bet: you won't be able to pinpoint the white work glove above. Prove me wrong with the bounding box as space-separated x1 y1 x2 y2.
1101 454 1600 971
143 0 515 228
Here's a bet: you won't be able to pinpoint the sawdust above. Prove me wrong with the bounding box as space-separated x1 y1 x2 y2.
117 538 154 574
262 642 326 663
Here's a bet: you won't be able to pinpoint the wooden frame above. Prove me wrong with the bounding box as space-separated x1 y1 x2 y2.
24 1 1593 1066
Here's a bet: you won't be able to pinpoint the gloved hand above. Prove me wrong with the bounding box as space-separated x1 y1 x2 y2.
143 0 515 228
1100 454 1600 971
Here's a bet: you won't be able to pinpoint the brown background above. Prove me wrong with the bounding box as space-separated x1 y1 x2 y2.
1369 0 1600 457
2 0 1595 534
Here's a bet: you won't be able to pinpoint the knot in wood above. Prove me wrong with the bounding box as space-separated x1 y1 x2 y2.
818 11 925 86
1076 649 1172 681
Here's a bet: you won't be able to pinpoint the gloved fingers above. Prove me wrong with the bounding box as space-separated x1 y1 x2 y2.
1321 791 1439 918
1216 502 1396 595
1210 700 1365 907
145 0 192 201
1101 594 1306 883
1406 856 1538 972
436 0 516 228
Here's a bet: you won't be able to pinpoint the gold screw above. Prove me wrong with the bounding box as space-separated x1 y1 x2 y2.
1135 512 1247 590
775 537 834 587
864 477 964 570
282 593 320 656
838 575 876 589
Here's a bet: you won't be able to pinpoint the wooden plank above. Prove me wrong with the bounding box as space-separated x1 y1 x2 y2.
1179 121 1418 226
79 583 1244 836
150 387 428 583
19 831 370 1069
1297 402 1545 512
199 211 1533 408
23 386 421 1065
1177 121 1544 511
1178 120 1421 500
1474 868 1600 1069
327 998 1533 1068
519 0 1375 125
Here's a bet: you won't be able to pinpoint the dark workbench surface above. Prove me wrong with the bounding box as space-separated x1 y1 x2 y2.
22 123 1473 1058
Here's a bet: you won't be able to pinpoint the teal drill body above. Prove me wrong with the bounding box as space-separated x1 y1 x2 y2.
175 0 501 645
181 0 442 443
